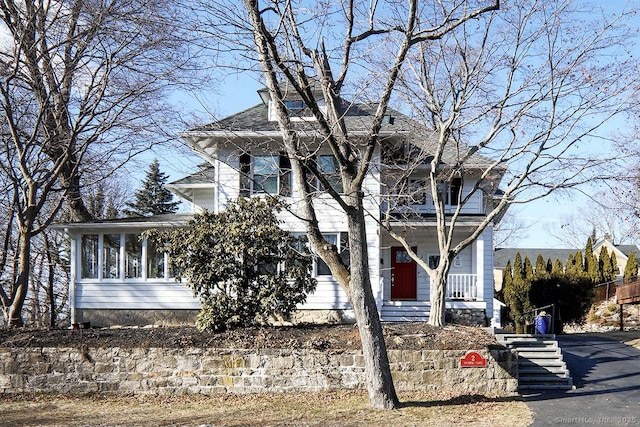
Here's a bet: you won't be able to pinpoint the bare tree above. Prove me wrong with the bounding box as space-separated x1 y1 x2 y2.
382 0 640 325
196 0 501 409
0 0 202 326
548 187 640 248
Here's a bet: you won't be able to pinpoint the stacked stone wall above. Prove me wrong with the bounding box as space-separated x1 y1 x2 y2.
0 346 517 395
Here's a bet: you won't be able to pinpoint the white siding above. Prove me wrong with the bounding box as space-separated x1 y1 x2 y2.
300 279 351 309
215 148 241 211
192 188 215 212
76 282 201 310
481 225 495 318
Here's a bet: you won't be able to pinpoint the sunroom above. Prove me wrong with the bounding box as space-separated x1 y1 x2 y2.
51 214 202 327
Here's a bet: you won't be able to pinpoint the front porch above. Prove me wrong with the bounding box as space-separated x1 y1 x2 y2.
380 273 488 325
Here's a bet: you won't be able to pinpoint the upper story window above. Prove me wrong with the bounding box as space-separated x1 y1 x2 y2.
438 178 462 206
268 99 326 122
253 155 280 194
284 100 307 115
240 152 292 197
317 155 342 193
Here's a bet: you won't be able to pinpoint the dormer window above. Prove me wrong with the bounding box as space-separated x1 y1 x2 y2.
284 100 307 115
268 99 326 122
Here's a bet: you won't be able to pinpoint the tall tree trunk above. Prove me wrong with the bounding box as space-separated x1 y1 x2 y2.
429 269 447 326
347 210 398 409
8 229 32 327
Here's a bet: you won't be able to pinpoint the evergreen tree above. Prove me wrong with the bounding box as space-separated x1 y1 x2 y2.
504 252 531 333
552 259 564 276
124 159 180 217
585 238 599 282
524 256 534 281
611 252 618 277
535 254 549 279
566 253 575 275
546 258 553 274
573 251 585 277
497 260 513 302
624 253 639 283
599 247 614 283
149 198 316 331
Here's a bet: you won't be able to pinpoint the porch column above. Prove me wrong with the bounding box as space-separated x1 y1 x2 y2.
68 231 77 325
474 238 485 302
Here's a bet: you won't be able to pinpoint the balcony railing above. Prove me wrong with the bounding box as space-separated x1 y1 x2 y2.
430 274 478 301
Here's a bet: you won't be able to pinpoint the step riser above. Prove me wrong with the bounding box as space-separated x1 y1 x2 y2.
497 334 573 391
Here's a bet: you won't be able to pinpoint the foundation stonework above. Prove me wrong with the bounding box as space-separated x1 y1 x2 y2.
0 346 517 395
76 309 199 328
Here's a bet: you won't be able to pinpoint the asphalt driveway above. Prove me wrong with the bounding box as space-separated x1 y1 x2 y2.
524 334 640 426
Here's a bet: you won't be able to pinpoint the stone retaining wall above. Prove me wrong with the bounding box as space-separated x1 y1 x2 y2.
0 346 517 395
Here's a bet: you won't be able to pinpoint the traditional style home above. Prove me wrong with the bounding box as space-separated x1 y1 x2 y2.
53 87 506 328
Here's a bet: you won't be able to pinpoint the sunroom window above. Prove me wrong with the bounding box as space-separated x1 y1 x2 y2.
81 235 99 279
147 238 165 279
102 234 120 279
79 232 172 281
125 234 142 278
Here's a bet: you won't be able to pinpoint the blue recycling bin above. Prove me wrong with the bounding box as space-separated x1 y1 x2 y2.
535 314 551 334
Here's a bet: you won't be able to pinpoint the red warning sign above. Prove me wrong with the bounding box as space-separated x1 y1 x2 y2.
460 351 487 368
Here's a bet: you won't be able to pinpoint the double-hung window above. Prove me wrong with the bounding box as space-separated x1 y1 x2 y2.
102 234 120 279
316 232 350 276
396 178 426 206
239 153 292 196
81 235 99 279
437 177 462 206
308 154 343 194
253 155 280 194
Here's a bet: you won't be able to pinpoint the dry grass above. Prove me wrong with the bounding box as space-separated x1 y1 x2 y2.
0 390 532 427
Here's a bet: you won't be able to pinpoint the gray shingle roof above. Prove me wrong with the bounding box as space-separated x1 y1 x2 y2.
168 164 215 186
493 248 577 269
187 96 501 170
191 102 415 134
616 245 640 257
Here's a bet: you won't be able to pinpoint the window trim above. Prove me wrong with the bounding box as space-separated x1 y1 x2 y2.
239 152 292 197
437 177 462 206
78 232 172 282
315 232 349 277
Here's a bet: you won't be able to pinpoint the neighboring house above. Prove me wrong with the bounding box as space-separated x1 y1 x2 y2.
593 237 639 279
53 87 506 328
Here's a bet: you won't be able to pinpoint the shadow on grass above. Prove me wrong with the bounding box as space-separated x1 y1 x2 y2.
400 393 523 408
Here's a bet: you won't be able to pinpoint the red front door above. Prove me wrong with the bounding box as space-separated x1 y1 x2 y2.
391 247 417 300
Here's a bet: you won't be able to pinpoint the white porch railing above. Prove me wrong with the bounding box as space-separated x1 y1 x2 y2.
429 274 478 301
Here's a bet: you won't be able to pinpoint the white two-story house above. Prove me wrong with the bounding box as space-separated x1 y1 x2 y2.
54 87 505 328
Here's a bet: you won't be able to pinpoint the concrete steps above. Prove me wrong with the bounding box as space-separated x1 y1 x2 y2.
380 302 430 322
496 333 574 391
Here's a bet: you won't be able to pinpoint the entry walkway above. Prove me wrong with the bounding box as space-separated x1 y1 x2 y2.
524 334 640 426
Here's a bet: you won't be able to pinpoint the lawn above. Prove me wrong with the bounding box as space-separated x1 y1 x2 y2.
0 390 532 427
